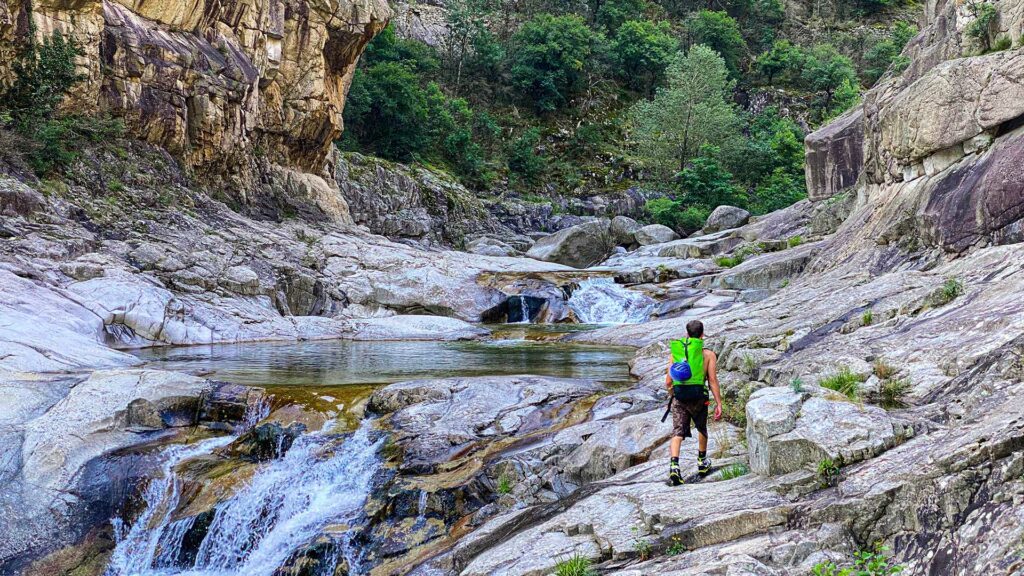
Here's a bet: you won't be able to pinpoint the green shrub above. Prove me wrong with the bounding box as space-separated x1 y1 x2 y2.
966 1 998 53
720 462 749 480
932 277 964 306
787 235 804 248
595 0 649 33
645 198 709 235
880 377 911 410
790 377 804 393
813 545 905 575
817 457 841 488
741 353 758 376
715 255 744 268
666 536 685 556
993 35 1013 51
721 384 752 428
818 366 864 400
3 30 84 130
554 553 596 576
507 127 546 188
862 309 874 326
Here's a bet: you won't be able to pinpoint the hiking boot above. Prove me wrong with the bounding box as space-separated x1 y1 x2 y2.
697 455 712 477
669 462 683 486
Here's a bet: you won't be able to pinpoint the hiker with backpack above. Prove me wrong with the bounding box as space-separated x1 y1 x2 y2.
663 319 723 485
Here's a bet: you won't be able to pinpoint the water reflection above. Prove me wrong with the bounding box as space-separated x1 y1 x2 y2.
133 328 635 388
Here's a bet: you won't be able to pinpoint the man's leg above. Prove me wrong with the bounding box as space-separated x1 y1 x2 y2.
670 436 683 458
668 400 688 485
695 404 711 476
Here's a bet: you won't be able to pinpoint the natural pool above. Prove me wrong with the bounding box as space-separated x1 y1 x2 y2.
133 324 636 389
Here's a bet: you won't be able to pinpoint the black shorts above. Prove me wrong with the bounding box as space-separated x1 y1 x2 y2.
671 397 709 440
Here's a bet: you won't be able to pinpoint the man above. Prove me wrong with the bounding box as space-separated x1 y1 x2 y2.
665 319 722 486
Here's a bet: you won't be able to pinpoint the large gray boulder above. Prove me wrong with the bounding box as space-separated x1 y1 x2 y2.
704 205 751 233
525 219 614 268
746 387 909 476
634 224 680 246
610 216 642 246
466 237 519 257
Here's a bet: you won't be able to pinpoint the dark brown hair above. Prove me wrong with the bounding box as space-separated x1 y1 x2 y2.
686 320 704 338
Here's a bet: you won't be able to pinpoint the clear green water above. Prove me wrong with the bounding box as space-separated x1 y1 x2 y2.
132 324 635 388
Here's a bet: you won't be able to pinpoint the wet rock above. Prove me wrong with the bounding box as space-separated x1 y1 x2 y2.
634 224 680 246
198 382 268 428
610 216 642 246
525 219 615 268
275 268 330 316
232 422 306 462
746 386 905 476
368 376 602 473
704 205 751 233
346 315 488 341
125 398 164 430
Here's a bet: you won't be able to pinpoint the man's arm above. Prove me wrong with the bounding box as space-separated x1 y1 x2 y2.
706 350 723 420
665 354 674 391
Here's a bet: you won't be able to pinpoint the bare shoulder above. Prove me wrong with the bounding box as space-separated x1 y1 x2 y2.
703 349 717 363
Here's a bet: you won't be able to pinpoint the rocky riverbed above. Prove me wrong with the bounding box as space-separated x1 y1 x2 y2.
3 0 1024 574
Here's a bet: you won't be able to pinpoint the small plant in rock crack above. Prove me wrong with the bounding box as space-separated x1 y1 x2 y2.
666 535 685 556
719 462 749 480
630 525 652 561
496 472 513 495
880 377 912 410
817 457 842 488
872 359 896 380
790 376 804 393
554 553 596 576
861 309 873 326
931 276 964 306
742 354 759 377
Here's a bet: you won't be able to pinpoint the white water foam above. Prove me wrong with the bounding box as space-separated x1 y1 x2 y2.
105 420 383 576
567 278 655 324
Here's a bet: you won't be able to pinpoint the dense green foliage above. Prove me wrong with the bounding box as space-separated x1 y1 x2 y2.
812 546 904 575
341 0 918 229
1 29 124 175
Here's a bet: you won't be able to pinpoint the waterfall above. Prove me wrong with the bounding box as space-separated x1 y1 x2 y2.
567 278 655 324
105 420 383 576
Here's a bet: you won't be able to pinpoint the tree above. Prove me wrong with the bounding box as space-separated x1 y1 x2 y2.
510 14 603 113
611 20 678 95
628 45 742 178
863 21 916 86
687 10 747 77
801 43 859 108
361 25 439 73
755 39 805 85
343 62 431 160
595 0 649 33
3 30 84 130
965 1 998 53
676 145 743 209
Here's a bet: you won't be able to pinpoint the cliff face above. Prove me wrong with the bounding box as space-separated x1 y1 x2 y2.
0 0 390 212
805 0 1024 263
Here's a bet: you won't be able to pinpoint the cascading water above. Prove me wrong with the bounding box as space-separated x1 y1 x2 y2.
567 278 655 324
105 420 383 576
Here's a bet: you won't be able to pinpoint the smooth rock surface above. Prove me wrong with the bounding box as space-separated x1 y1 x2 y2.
525 219 615 268
634 224 680 246
704 205 751 233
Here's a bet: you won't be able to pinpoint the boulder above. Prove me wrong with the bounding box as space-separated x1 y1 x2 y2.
525 219 615 268
610 216 642 246
705 241 820 291
221 265 261 295
0 177 45 217
634 224 680 246
746 387 908 476
466 237 519 257
704 205 751 233
367 376 602 473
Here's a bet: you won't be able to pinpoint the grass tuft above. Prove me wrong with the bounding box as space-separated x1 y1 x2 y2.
720 462 749 480
497 472 513 495
872 359 896 380
787 235 804 248
715 255 744 268
554 553 596 576
880 377 912 410
861 309 873 326
818 366 864 400
817 457 841 488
